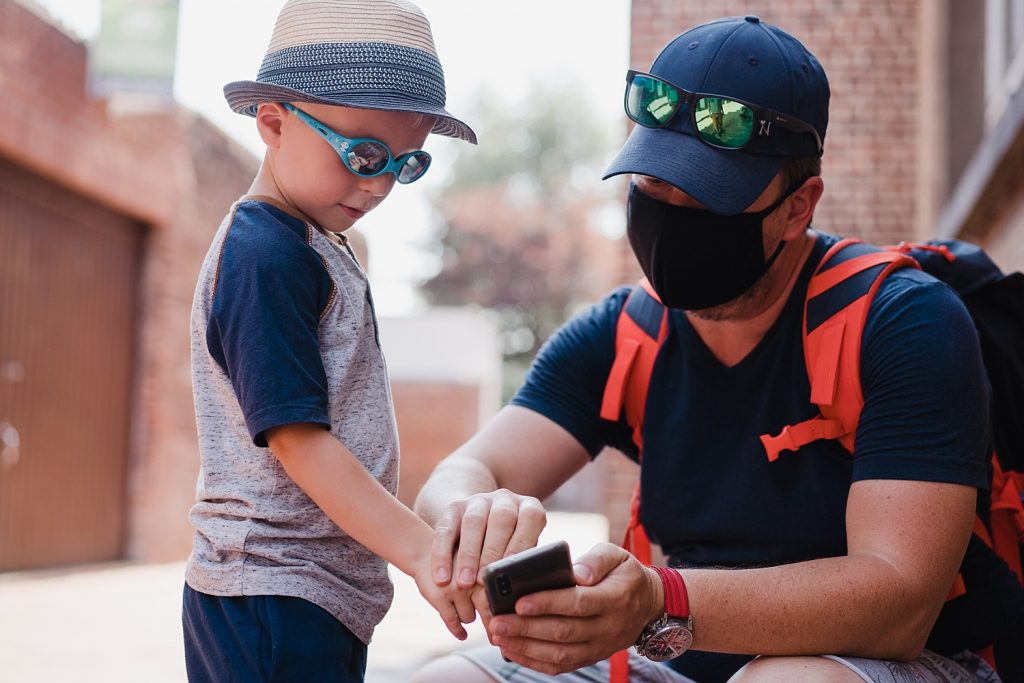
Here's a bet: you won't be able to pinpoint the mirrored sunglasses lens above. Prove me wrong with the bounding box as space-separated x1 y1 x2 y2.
694 97 753 148
347 141 390 175
627 75 681 126
397 152 431 184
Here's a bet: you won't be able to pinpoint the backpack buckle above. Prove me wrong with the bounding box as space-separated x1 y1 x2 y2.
760 417 847 462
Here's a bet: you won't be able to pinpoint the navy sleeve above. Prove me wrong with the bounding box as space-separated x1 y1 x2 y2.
509 287 638 458
853 269 990 488
206 210 335 447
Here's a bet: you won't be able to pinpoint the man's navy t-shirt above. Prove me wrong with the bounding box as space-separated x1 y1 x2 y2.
510 232 991 680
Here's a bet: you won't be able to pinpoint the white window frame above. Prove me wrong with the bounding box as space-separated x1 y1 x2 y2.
986 0 1024 126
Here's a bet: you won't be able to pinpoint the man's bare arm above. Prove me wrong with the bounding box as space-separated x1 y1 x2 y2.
488 478 976 673
415 405 592 587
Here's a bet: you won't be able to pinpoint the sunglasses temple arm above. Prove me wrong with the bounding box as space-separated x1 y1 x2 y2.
767 112 822 153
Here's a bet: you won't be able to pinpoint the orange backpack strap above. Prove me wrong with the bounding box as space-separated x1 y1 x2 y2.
602 281 668 683
601 279 669 451
988 456 1024 584
760 239 919 461
608 482 653 681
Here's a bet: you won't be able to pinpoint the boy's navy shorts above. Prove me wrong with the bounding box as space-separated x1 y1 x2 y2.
182 583 367 682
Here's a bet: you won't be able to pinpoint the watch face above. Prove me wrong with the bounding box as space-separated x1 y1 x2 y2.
644 623 693 662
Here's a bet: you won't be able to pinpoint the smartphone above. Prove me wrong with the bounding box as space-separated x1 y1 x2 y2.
480 540 576 615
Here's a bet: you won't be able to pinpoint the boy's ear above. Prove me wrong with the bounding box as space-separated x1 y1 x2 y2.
255 102 288 149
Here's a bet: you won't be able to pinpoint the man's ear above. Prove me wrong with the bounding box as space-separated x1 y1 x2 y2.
255 102 288 149
782 175 824 239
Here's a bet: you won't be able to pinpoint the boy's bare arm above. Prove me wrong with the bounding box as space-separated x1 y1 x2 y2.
265 421 475 638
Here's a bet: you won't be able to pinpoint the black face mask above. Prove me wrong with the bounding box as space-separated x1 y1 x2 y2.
626 183 792 311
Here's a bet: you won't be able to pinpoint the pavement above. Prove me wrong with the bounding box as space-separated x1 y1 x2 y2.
0 511 608 682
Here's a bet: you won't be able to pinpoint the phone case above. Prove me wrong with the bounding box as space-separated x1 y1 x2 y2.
480 540 576 615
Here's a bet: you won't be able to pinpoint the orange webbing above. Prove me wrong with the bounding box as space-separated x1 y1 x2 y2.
760 416 847 463
602 281 668 683
766 245 920 460
601 339 641 423
989 458 1024 583
609 649 630 683
622 482 652 565
807 249 916 298
609 483 651 683
600 280 669 450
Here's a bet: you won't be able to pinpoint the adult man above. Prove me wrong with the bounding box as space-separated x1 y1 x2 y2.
412 16 1001 683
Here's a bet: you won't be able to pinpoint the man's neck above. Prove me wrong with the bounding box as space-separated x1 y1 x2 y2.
686 229 816 367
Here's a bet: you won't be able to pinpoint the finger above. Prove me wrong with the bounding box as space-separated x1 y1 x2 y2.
515 583 598 620
454 497 492 587
502 496 547 558
436 601 468 641
454 591 477 625
494 635 599 674
470 585 495 640
430 505 463 585
478 494 519 568
490 613 593 644
570 542 629 586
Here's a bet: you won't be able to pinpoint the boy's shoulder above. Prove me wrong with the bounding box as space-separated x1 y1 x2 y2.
212 196 339 280
225 196 312 251
204 196 335 308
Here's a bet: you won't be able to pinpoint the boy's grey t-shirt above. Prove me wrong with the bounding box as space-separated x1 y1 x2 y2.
186 196 399 644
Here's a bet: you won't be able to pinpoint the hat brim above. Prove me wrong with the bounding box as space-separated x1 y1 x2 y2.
602 125 784 215
224 80 477 144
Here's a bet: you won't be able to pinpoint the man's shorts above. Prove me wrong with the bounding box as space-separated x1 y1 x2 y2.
454 646 1002 683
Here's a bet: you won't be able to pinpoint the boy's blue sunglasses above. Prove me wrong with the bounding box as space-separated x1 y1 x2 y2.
283 103 432 184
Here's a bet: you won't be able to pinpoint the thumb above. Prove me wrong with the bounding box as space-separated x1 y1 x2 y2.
572 542 630 586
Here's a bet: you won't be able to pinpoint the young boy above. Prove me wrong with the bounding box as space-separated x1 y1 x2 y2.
182 1 478 680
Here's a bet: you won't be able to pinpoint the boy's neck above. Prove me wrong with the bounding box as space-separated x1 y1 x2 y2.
247 161 331 236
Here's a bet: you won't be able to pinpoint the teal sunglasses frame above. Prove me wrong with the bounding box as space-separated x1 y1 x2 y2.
282 103 432 184
624 70 823 156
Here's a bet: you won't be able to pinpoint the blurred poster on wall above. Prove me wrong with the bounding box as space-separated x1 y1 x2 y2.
89 0 180 105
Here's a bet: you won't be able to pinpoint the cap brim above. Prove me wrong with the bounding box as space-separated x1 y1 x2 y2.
602 126 783 215
224 80 477 144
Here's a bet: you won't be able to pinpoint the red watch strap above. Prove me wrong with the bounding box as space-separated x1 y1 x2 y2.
652 566 689 618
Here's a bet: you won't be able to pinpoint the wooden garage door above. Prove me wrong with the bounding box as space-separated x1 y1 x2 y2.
0 158 143 571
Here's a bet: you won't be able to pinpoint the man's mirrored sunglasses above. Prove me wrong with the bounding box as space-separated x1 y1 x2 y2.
283 103 432 184
624 70 823 155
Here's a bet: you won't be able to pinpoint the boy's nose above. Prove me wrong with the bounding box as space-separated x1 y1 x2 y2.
357 172 396 197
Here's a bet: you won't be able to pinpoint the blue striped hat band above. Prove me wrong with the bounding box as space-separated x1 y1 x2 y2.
257 42 446 108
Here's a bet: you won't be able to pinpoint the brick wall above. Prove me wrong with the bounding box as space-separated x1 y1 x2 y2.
392 382 484 507
1 0 258 562
628 1 920 245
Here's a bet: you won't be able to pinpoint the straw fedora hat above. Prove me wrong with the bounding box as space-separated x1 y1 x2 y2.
224 0 476 143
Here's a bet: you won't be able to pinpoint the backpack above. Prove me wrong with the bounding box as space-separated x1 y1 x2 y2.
600 238 1024 681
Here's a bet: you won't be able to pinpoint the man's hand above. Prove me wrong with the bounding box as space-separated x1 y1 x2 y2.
485 543 663 675
431 489 548 589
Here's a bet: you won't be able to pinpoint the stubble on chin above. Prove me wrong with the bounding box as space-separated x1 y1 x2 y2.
686 273 777 322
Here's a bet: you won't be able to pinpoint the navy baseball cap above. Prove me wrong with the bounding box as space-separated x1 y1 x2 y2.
603 16 829 215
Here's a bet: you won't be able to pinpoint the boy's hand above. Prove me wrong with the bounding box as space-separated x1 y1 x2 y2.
412 561 479 640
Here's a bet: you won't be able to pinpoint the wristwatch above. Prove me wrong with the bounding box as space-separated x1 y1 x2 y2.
634 566 693 662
